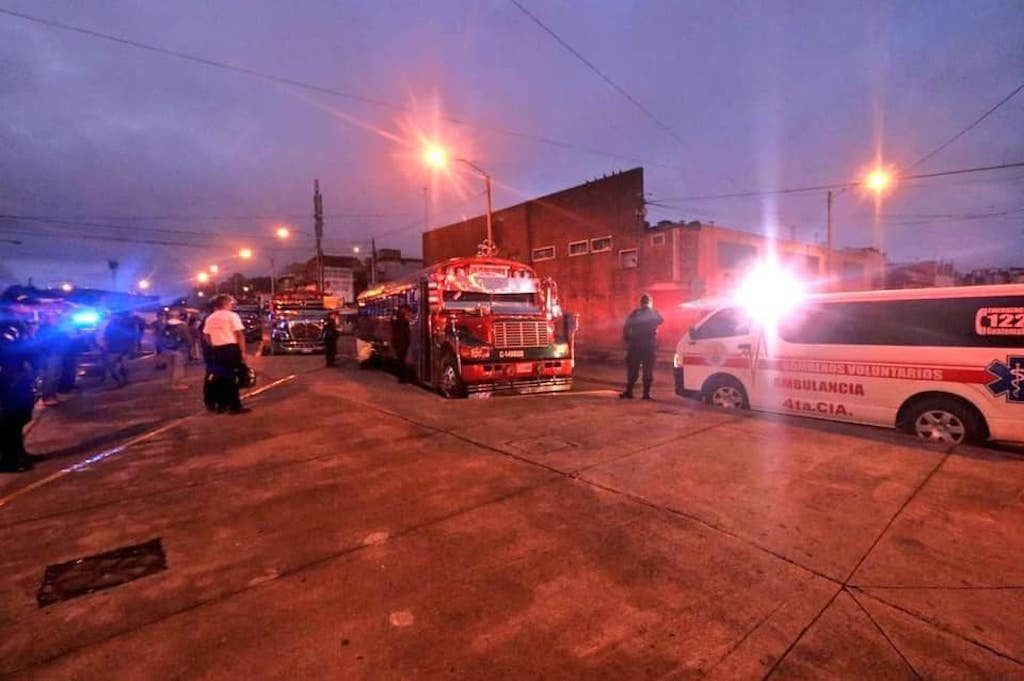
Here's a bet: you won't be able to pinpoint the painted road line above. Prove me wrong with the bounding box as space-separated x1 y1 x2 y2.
0 374 297 511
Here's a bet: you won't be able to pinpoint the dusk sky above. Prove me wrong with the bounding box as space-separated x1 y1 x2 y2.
1 0 1021 296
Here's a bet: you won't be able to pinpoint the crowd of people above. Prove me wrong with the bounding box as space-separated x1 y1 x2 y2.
0 303 108 472
0 293 257 473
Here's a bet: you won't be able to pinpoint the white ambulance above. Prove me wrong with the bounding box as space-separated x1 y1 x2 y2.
673 283 1024 444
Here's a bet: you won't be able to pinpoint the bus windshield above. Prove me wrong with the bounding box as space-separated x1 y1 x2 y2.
442 290 540 314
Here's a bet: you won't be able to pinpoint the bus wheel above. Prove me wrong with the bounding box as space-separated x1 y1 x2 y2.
702 375 748 409
904 396 984 445
439 353 466 399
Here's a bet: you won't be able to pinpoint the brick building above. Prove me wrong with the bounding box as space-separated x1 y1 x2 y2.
423 167 885 350
886 260 957 289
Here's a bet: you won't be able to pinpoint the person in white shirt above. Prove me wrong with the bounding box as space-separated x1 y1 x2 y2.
201 295 250 414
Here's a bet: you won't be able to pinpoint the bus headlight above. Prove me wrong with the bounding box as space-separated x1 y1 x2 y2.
553 342 569 357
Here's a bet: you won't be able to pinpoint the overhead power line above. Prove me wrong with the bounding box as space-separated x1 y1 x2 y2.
508 0 684 147
651 160 1024 204
909 81 1024 170
0 6 663 170
5 212 415 221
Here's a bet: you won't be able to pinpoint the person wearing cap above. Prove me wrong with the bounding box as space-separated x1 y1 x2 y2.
620 294 664 400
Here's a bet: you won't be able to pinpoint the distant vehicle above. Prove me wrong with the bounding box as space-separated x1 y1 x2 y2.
233 304 264 343
267 292 327 354
356 256 576 397
675 283 1024 445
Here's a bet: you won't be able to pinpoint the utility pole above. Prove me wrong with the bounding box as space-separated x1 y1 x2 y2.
423 186 429 233
371 238 377 285
313 179 325 293
826 190 834 280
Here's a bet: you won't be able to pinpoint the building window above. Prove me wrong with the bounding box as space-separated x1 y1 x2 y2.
843 261 866 281
717 241 757 269
651 233 666 246
531 246 555 262
619 249 639 269
591 236 613 253
568 240 589 257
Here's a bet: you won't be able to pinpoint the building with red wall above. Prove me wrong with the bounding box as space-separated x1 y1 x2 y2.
423 167 885 353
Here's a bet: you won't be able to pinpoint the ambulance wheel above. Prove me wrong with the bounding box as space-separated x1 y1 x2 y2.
902 395 986 445
439 353 466 399
702 375 749 410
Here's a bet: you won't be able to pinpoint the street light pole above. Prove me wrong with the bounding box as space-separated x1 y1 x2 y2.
826 190 834 279
457 158 494 255
269 256 276 298
484 172 494 251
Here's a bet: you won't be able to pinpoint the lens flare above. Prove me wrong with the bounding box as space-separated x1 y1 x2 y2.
735 262 806 324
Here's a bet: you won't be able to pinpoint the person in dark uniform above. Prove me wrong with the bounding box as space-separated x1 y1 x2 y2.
0 315 38 472
391 305 412 383
323 312 340 367
620 294 664 400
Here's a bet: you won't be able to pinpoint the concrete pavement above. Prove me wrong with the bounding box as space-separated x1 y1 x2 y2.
0 354 1022 679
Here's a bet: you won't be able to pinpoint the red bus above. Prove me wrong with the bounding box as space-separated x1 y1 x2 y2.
356 256 576 397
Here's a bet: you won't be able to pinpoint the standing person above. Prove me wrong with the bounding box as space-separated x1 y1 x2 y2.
323 312 340 367
0 316 38 472
202 295 249 414
35 312 65 407
132 313 146 358
161 310 190 390
197 311 216 412
391 304 412 383
101 312 135 387
188 313 203 363
620 294 664 400
153 310 168 371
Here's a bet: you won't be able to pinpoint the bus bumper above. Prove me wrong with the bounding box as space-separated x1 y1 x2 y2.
271 341 325 354
462 360 573 396
466 377 573 396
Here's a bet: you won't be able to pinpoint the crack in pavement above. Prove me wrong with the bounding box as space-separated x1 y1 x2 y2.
847 588 924 680
849 586 1024 668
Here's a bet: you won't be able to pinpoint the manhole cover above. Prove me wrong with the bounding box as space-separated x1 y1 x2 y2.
37 537 167 607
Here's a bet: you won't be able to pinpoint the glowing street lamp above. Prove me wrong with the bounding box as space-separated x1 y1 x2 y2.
275 226 291 240
353 246 360 254
825 166 897 282
865 168 892 194
209 264 219 274
238 247 253 260
422 142 495 254
137 279 151 291
423 144 448 170
197 271 210 284
60 282 73 292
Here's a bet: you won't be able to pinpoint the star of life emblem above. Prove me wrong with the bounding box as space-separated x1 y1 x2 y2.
986 356 1024 403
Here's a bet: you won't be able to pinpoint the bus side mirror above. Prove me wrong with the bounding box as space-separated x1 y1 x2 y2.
563 313 579 336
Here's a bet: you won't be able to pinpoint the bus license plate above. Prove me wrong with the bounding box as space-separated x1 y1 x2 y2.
516 362 534 375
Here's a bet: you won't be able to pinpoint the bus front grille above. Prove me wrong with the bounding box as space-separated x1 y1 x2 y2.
289 321 323 341
493 321 549 348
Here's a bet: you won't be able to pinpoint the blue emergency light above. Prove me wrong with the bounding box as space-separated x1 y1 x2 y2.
71 309 101 326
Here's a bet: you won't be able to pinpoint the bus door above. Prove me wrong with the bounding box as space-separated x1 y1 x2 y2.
415 280 431 382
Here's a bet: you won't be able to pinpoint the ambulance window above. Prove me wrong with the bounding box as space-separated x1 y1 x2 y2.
693 308 749 339
779 296 1024 347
